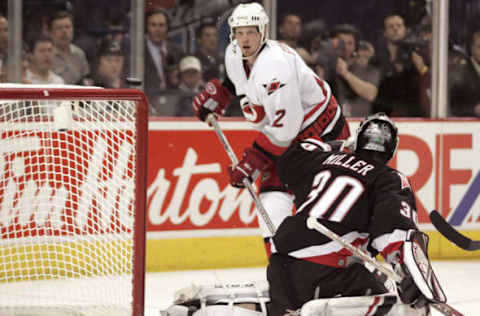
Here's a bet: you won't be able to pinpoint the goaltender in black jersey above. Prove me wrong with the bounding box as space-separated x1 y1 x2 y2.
268 113 446 316
275 114 416 258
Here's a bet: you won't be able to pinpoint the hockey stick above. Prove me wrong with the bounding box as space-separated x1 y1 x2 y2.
206 114 276 235
429 209 480 251
306 216 464 316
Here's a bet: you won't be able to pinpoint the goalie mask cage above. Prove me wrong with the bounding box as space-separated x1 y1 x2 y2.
0 87 148 316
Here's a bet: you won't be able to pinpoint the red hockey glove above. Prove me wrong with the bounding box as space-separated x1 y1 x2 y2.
227 147 272 188
192 78 233 121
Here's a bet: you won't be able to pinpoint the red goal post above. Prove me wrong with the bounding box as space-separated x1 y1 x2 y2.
0 86 148 316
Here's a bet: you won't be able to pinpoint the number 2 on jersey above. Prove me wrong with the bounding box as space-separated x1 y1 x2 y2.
273 109 285 127
298 170 365 222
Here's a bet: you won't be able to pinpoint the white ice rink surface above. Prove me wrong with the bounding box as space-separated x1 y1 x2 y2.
146 260 480 316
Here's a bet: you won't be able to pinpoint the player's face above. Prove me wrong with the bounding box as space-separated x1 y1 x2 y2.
234 26 262 58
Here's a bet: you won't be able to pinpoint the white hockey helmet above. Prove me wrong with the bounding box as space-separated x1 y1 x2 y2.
354 112 399 163
228 2 269 44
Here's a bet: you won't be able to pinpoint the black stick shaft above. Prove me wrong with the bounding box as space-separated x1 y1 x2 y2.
429 210 480 251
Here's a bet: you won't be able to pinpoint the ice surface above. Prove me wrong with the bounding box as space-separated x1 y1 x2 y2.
146 261 480 316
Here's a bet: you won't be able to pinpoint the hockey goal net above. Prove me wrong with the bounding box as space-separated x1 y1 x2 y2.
0 86 148 316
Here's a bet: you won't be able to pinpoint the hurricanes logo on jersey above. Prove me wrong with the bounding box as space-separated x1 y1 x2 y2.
263 79 285 95
240 97 266 124
205 81 217 95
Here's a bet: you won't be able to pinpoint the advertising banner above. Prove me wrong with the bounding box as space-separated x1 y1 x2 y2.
0 128 135 238
148 119 480 234
146 118 480 268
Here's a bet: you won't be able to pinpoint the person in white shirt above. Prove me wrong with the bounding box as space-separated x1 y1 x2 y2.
25 34 65 85
192 2 351 258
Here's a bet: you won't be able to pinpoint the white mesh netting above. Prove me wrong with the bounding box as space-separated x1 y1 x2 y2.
0 92 145 316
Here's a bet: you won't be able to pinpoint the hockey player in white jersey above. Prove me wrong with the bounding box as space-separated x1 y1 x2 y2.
192 2 351 257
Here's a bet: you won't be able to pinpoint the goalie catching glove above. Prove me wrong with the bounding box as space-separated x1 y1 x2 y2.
227 147 272 188
395 230 447 309
192 78 233 121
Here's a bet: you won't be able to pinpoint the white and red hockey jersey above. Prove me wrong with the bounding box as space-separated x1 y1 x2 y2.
225 39 348 156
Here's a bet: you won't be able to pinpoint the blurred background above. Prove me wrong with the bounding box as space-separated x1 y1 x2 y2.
2 0 480 119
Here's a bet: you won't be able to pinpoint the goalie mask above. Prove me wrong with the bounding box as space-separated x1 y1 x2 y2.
228 3 269 46
354 112 399 163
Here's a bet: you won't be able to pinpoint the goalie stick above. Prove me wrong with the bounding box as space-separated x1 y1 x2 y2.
429 210 480 251
306 216 464 316
206 114 276 235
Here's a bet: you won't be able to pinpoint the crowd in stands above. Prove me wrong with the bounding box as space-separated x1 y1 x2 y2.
0 1 479 118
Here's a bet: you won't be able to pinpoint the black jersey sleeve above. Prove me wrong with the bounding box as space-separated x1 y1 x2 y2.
368 168 419 263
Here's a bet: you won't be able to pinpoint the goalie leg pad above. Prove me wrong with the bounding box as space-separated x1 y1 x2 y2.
402 230 446 304
299 296 431 316
162 304 264 316
390 303 431 316
300 293 397 316
172 281 269 316
192 305 264 316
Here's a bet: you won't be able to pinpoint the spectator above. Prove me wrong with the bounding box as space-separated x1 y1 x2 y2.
331 24 380 117
75 16 131 72
449 29 480 117
73 0 130 41
373 13 428 117
278 12 313 64
25 34 64 85
175 56 204 116
91 39 125 88
194 22 225 82
310 32 344 86
0 14 7 82
312 62 327 80
48 10 90 85
144 9 184 103
413 23 433 116
355 40 376 67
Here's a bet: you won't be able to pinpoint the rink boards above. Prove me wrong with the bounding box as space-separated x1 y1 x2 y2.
143 118 480 271
3 118 478 273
